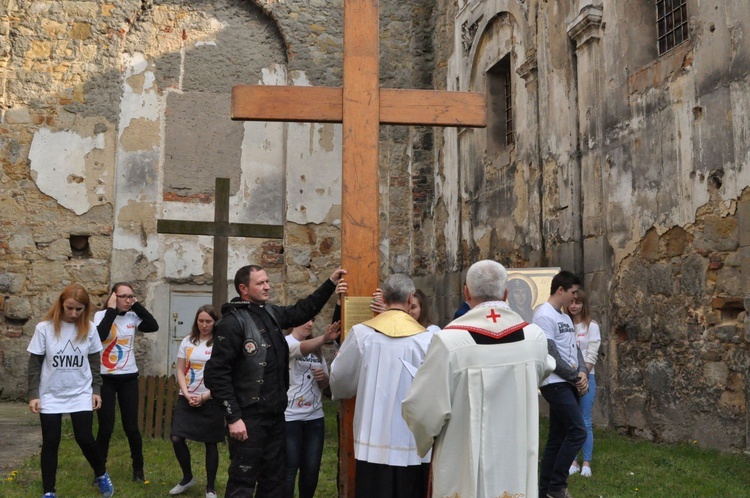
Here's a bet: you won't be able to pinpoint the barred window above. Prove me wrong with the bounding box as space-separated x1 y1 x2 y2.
656 0 689 55
504 69 513 147
487 54 514 154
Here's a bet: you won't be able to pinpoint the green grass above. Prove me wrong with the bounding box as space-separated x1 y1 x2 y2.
2 399 749 497
561 424 750 498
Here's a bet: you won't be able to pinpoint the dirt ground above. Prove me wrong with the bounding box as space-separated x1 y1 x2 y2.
0 402 41 477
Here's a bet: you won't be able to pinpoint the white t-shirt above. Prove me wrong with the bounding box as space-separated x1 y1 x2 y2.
27 320 103 414
177 335 212 396
94 310 142 375
533 302 578 386
285 335 328 422
575 321 601 374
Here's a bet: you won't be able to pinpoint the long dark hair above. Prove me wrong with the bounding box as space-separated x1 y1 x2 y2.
413 289 432 328
189 305 220 346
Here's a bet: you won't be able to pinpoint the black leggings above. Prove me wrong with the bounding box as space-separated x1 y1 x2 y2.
97 374 143 470
40 411 106 494
172 435 219 490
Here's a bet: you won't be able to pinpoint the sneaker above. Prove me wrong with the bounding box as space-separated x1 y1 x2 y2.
581 465 592 477
206 492 218 498
547 487 573 498
169 477 196 495
133 468 145 482
43 493 56 498
569 462 580 475
95 472 114 498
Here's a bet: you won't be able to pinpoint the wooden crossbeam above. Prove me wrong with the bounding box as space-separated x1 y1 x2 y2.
156 220 283 239
232 86 487 127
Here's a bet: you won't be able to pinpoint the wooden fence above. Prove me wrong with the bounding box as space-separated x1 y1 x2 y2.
137 375 179 440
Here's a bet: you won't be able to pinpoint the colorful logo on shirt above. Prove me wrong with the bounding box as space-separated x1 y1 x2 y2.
186 363 205 393
102 327 131 371
296 396 313 408
183 346 207 393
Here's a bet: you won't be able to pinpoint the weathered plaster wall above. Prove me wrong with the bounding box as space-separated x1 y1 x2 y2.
0 0 339 394
0 0 444 396
597 0 750 450
434 0 750 451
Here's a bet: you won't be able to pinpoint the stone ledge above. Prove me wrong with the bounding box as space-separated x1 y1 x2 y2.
567 4 603 49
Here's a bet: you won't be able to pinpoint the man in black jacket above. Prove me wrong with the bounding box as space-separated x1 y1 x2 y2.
205 264 346 497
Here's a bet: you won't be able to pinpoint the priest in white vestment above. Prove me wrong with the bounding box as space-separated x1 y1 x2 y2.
330 274 435 498
402 260 555 498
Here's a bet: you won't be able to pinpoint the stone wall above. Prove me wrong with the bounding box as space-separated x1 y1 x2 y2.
0 0 444 398
431 0 750 451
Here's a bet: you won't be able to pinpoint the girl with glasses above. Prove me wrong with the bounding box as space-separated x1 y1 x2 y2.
94 282 159 483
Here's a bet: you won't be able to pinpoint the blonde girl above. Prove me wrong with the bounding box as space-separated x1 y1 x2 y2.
566 290 601 477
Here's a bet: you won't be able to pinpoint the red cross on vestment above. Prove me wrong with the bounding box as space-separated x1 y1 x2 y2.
486 309 502 323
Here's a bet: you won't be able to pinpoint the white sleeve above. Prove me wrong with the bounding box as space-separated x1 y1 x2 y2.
88 322 103 354
177 336 189 359
402 334 453 458
286 335 302 359
584 322 602 366
27 323 47 355
329 328 362 400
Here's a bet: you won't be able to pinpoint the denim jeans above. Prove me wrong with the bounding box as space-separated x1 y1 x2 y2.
285 417 325 498
578 373 597 462
539 382 586 494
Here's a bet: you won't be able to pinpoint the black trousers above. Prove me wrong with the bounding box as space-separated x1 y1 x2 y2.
354 460 430 498
40 411 106 493
96 374 144 471
225 412 285 498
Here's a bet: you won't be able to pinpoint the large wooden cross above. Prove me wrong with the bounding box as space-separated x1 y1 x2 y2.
157 177 284 309
232 1 486 495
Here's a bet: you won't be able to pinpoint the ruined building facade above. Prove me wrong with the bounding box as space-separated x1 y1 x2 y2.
0 0 747 451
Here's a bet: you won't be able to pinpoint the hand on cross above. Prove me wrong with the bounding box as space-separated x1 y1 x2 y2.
370 288 386 314
330 268 347 284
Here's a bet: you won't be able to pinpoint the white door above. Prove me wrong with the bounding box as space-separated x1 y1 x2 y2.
168 292 212 373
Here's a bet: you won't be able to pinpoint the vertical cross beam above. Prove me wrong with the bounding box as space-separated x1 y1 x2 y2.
212 178 230 307
339 2 381 494
341 0 380 307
